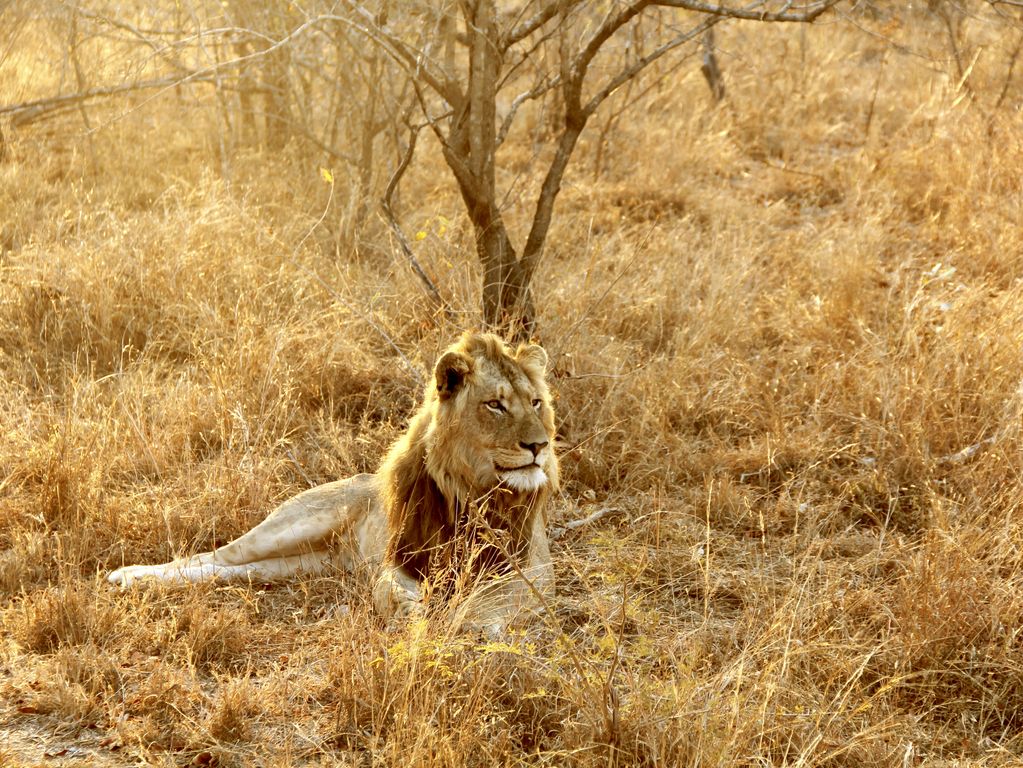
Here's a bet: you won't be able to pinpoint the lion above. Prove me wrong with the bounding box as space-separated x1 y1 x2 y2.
108 332 558 630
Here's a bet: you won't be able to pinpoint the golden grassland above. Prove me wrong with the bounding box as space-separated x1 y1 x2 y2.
3 9 1023 767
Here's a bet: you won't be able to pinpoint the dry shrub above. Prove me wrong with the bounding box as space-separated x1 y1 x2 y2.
117 663 204 753
0 528 51 594
890 529 1023 729
6 584 121 653
317 616 650 767
4 644 121 726
206 676 261 743
150 595 256 672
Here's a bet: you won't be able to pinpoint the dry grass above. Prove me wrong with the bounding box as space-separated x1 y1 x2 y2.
3 5 1023 766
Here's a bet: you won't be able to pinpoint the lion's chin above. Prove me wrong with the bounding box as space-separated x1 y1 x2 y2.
498 465 548 493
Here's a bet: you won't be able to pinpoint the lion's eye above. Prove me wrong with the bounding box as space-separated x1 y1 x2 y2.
484 400 505 413
532 398 542 411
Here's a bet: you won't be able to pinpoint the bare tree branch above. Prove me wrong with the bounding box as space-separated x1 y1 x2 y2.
65 3 174 50
655 0 841 22
496 16 563 93
995 28 1023 108
572 1 655 111
339 5 464 109
518 123 583 283
35 0 841 335
2 13 337 131
496 74 560 147
502 1 580 51
0 75 215 125
514 0 838 292
407 73 485 207
583 17 720 118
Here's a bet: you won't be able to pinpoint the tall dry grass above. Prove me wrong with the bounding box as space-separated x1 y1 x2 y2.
3 4 1023 766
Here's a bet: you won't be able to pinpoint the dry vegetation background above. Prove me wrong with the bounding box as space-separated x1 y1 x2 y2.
2 1 1023 766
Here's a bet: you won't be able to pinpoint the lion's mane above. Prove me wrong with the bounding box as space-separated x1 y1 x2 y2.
379 332 558 587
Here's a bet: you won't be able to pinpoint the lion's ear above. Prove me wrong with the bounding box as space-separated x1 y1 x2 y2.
517 343 548 374
435 350 472 399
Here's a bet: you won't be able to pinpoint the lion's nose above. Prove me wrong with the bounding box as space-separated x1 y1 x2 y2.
520 440 548 457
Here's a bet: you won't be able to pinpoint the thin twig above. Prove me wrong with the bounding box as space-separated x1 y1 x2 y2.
502 1 568 51
548 235 651 368
234 179 423 386
995 30 1023 109
655 0 839 23
864 47 887 138
555 361 652 381
550 507 623 540
583 17 721 119
339 5 463 108
496 75 560 147
935 436 998 465
285 446 317 488
603 582 626 752
381 119 446 310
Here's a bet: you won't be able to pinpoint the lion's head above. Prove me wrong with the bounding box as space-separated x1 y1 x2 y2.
427 332 558 497
380 332 558 580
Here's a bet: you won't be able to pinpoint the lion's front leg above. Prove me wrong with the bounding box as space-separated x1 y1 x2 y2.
371 565 424 625
107 557 207 587
108 475 381 588
107 550 336 587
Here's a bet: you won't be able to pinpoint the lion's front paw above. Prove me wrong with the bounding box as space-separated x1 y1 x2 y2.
372 567 423 626
107 564 160 588
108 562 200 588
391 588 425 623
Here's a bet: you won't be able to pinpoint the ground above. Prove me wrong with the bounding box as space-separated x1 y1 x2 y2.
2 5 1023 766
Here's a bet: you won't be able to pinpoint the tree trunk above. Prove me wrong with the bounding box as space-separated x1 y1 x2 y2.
453 0 536 336
700 29 726 101
475 217 535 336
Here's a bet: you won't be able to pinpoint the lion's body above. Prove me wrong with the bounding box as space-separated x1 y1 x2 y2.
108 333 558 629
